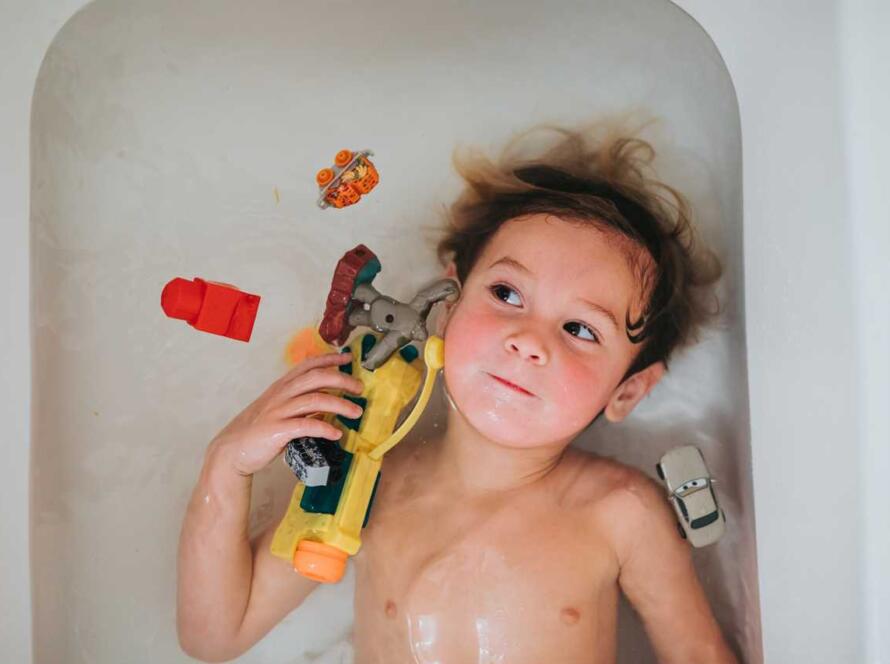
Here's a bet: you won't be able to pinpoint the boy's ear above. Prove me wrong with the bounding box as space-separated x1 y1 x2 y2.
436 262 461 336
603 361 666 423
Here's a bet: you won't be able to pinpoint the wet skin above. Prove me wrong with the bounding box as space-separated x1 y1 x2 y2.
353 437 629 664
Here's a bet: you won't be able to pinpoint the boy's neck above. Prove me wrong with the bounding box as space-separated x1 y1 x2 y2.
431 403 570 495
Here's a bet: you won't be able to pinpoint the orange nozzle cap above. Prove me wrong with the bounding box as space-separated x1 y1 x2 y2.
294 540 348 583
316 168 335 186
334 150 353 167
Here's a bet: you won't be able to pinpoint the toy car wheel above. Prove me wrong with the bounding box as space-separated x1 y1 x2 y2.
316 168 335 186
656 463 664 480
677 521 687 540
334 150 353 167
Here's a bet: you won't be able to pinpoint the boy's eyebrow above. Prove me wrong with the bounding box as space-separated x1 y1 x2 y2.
577 297 620 333
488 255 533 276
487 256 620 332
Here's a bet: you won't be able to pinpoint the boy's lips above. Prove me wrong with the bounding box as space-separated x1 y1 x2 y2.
486 372 536 397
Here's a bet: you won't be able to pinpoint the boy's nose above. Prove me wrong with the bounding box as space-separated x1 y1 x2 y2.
505 332 548 365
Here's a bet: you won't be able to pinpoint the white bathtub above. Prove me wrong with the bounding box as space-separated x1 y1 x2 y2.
2 1 887 662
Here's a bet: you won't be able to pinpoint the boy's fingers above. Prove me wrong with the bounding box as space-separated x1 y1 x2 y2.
277 416 344 443
274 392 364 421
276 351 352 386
280 365 364 399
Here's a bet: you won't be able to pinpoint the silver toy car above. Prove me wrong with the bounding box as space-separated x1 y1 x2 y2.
656 445 726 548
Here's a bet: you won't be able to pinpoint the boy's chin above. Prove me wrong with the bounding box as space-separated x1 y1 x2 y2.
456 404 577 451
443 368 597 449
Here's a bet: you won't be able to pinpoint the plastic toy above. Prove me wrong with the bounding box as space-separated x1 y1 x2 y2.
284 324 333 366
316 149 379 209
270 244 458 583
656 445 726 547
161 277 260 342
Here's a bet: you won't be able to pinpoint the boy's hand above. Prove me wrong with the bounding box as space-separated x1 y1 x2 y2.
210 351 364 477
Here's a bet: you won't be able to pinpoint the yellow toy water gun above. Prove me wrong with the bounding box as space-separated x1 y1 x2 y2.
271 244 458 583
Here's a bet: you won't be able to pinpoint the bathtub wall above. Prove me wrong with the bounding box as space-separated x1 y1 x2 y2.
2 5 93 663
675 1 889 661
837 0 890 659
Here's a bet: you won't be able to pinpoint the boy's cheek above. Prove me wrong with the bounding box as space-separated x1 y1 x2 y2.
441 309 507 407
443 308 501 367
556 356 619 425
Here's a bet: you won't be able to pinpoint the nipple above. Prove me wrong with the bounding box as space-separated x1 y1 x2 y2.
560 607 580 625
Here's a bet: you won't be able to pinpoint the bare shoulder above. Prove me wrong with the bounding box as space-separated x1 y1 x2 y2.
558 447 662 509
562 448 675 563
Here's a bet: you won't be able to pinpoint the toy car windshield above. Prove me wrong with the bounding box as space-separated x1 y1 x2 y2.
674 477 710 498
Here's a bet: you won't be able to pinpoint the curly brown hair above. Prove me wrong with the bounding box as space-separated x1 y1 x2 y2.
428 120 723 384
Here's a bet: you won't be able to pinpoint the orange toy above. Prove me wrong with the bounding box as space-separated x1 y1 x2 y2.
316 149 379 209
284 325 333 366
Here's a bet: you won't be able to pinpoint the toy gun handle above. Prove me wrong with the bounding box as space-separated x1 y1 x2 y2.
368 333 444 461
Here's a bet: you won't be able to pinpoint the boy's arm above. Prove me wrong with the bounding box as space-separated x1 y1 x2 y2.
607 471 738 664
176 442 319 662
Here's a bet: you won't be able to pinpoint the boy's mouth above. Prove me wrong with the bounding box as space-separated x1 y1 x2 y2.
487 372 536 397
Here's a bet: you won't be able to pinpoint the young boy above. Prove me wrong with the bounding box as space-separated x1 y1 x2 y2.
177 125 737 663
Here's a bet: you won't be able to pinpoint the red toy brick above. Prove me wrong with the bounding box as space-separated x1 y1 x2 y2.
161 277 261 342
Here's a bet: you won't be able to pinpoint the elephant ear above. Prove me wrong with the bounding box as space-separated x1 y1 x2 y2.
318 244 381 346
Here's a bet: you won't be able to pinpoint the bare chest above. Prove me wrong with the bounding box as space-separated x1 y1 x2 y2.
350 469 621 663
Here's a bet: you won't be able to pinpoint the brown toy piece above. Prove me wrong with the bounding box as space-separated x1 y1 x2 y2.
318 245 381 346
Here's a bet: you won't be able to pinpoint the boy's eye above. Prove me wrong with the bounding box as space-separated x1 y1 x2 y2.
489 284 599 343
563 321 599 342
490 283 521 306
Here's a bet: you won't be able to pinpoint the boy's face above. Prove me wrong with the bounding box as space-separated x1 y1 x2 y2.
440 213 663 450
